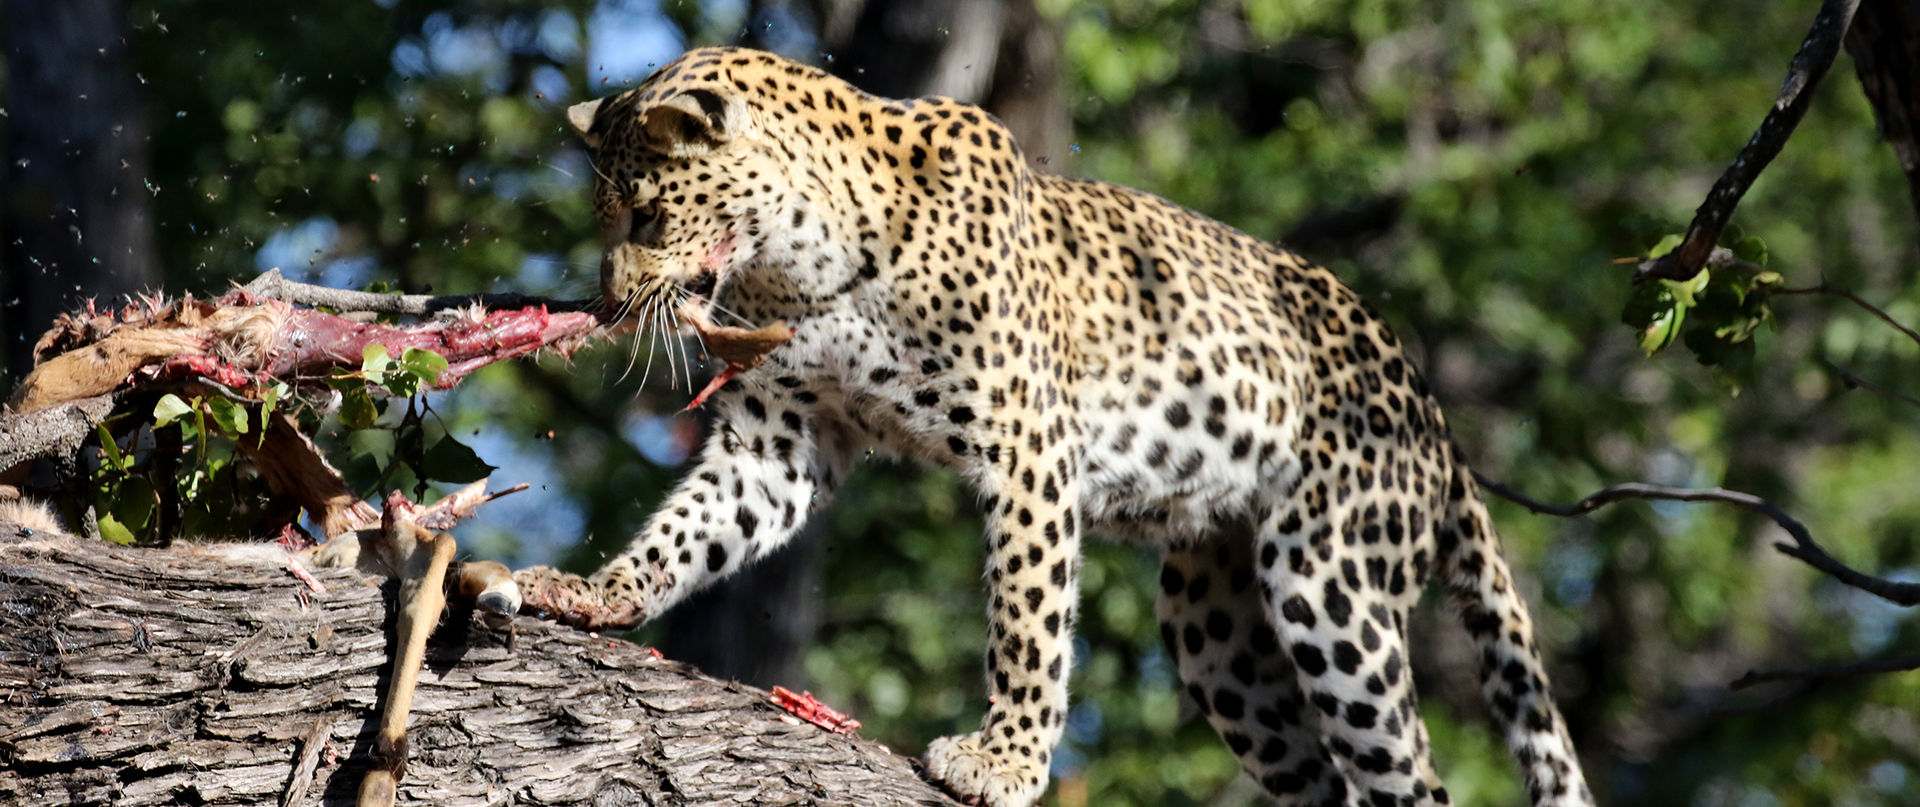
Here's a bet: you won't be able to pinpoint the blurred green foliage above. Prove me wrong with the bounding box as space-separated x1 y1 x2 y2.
11 0 1920 804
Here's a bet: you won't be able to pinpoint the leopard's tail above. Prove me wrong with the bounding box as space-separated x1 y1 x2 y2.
1438 445 1594 807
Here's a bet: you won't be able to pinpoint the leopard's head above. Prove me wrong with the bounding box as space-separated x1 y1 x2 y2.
569 48 851 333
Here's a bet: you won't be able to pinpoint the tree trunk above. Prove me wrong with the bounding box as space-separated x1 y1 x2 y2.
810 0 1008 102
1845 0 1920 227
1 0 160 383
0 527 961 807
981 0 1070 165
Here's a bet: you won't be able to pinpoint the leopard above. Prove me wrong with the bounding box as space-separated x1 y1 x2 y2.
514 46 1593 807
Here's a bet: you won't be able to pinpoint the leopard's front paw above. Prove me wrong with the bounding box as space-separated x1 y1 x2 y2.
924 731 1048 807
512 565 642 630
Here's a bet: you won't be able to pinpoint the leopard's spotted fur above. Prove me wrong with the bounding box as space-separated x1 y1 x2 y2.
515 46 1592 807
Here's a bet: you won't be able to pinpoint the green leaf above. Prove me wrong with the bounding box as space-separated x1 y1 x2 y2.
205 397 250 435
1672 266 1773 392
257 384 283 448
1639 307 1684 354
1648 233 1684 258
339 387 380 430
98 514 137 545
154 394 194 427
1662 269 1711 308
1730 235 1769 267
401 348 448 390
96 424 128 472
347 427 396 470
192 404 209 465
1622 279 1690 355
361 343 394 386
109 475 157 535
419 434 497 483
383 365 422 398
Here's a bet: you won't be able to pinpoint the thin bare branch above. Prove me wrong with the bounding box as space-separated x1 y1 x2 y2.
240 268 599 317
1472 471 1920 606
1730 654 1920 690
1776 282 1920 348
1710 654 1920 716
1823 360 1920 409
1636 0 1863 283
1709 679 1821 717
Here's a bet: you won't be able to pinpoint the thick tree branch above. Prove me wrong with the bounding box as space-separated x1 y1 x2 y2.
1472 471 1920 606
0 524 960 806
0 394 113 474
1636 0 1863 283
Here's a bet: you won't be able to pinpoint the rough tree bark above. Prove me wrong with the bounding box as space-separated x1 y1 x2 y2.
0 524 963 806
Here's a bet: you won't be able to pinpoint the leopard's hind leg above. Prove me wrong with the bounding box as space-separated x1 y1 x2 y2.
1158 532 1353 806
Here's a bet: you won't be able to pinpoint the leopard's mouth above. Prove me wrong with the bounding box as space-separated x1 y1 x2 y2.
669 230 740 328
684 266 720 300
671 266 726 333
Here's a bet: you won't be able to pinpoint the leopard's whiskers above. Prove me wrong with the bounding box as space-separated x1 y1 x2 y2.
694 295 758 328
661 290 687 391
613 289 646 385
636 291 662 391
670 290 699 391
585 155 618 188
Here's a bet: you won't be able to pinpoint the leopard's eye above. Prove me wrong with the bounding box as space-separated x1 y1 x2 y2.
627 202 663 245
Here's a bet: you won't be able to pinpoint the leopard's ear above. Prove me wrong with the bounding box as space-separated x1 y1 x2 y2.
641 90 731 153
567 98 605 148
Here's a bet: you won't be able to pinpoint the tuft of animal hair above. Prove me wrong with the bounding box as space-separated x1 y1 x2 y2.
0 497 68 537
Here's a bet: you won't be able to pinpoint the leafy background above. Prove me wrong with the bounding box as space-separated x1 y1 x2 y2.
3 1 1919 805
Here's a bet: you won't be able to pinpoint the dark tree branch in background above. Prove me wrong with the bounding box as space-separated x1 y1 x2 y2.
1636 0 1863 283
1774 283 1920 408
1472 471 1920 606
1713 655 1920 716
1283 196 1406 254
1709 679 1822 717
1824 360 1920 409
1776 283 1920 347
1731 654 1920 689
1845 0 1920 222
